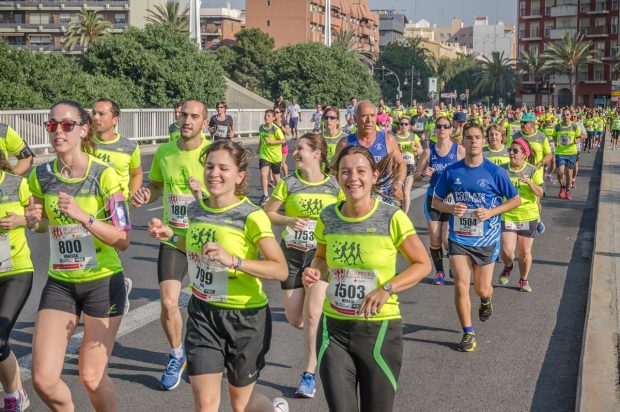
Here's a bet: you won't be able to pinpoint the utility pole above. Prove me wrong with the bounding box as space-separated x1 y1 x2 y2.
325 0 332 47
189 0 202 49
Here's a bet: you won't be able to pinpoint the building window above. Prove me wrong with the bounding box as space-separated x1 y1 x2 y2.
30 13 50 25
59 13 71 24
267 19 270 27
29 35 51 45
611 39 618 56
115 14 126 24
612 16 618 34
578 64 588 81
593 64 605 81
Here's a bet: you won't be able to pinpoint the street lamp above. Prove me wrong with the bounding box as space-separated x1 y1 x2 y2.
381 65 402 102
403 66 421 107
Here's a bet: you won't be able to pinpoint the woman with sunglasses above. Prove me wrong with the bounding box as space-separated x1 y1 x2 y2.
482 124 510 166
322 106 347 162
208 101 235 141
264 132 342 398
499 138 544 292
25 100 131 411
0 151 35 411
414 116 465 286
302 145 431 412
395 116 422 213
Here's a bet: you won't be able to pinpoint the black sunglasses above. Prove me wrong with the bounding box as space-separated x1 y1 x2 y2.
399 122 409 126
435 124 452 129
324 115 338 120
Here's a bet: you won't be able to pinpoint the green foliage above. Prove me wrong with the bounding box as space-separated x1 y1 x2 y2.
223 28 275 91
81 24 225 107
473 51 516 105
216 45 237 74
260 42 380 107
145 1 190 31
63 9 112 51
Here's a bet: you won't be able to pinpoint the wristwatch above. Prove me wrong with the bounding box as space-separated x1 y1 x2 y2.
382 282 395 296
169 234 179 245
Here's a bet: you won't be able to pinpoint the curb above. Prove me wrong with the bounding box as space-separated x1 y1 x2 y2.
576 140 620 411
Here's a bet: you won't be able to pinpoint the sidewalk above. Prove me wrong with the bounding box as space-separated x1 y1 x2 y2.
577 142 620 411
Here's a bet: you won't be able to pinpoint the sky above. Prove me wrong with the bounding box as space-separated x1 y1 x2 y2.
202 0 517 26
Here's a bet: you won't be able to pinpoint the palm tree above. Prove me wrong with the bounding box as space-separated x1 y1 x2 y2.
332 29 375 69
474 51 516 105
542 32 600 106
145 1 190 31
427 54 459 95
517 48 548 106
63 9 112 51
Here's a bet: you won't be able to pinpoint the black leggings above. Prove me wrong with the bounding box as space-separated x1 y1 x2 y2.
0 273 33 362
317 316 403 412
584 132 593 151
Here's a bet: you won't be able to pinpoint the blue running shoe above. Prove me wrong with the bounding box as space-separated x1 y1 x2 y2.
160 352 187 390
433 271 445 286
537 221 545 234
295 372 316 398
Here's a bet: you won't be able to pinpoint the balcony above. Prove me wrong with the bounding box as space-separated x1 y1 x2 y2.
519 30 542 41
580 2 610 13
520 8 542 19
581 26 609 37
549 27 577 39
549 4 578 17
0 1 129 11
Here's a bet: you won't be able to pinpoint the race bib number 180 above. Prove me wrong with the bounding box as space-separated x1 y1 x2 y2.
327 268 377 316
49 224 97 270
167 193 195 229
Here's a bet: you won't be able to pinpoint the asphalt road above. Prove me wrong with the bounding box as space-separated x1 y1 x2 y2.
10 140 599 411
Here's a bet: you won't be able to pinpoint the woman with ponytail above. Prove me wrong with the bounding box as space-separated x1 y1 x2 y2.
264 132 343 398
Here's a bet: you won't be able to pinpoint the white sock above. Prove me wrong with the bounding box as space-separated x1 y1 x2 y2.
4 390 18 399
171 345 184 358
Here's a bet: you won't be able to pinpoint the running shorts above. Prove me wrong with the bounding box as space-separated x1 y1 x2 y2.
157 243 188 283
185 297 271 387
259 159 282 175
501 220 537 238
424 194 450 222
39 272 126 318
555 154 577 169
289 117 299 129
0 273 32 362
448 240 499 266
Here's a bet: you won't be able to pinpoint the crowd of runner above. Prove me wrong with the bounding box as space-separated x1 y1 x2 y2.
0 96 616 412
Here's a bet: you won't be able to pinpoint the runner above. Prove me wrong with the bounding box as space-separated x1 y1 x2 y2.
482 124 510 166
147 140 287 412
451 112 467 144
432 123 520 352
274 108 291 178
131 99 211 391
208 101 235 140
287 99 301 140
554 109 581 200
611 108 620 150
499 138 544 292
0 122 34 177
258 109 286 206
0 152 34 411
376 105 392 132
311 103 323 133
394 116 422 213
345 96 358 123
26 100 131 410
414 116 465 285
91 98 143 315
302 145 431 412
334 101 406 207
321 106 346 163
582 112 594 153
169 101 184 142
263 133 342 398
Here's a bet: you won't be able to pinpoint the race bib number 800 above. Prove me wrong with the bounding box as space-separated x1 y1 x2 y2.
50 224 97 270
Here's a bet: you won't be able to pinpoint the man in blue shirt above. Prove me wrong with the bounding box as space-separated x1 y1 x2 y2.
432 123 521 352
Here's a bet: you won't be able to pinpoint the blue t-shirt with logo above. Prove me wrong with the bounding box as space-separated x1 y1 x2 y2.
433 158 518 247
427 142 459 195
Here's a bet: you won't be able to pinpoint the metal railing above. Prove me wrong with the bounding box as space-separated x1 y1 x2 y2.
0 108 347 150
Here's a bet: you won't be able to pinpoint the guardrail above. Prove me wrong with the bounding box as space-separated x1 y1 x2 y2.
0 108 347 151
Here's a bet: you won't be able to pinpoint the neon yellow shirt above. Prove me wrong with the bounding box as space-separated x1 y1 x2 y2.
0 172 33 277
502 163 543 222
482 144 510 166
554 122 581 156
0 124 27 165
258 124 285 163
94 133 141 199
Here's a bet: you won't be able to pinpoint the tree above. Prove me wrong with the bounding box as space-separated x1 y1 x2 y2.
474 51 516 106
63 9 112 51
517 48 548 106
81 24 225 107
332 29 375 69
260 42 380 107
145 0 189 31
542 32 600 106
427 54 459 96
443 54 480 101
224 28 275 91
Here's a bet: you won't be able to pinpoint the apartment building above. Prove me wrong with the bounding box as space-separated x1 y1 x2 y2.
245 0 379 58
0 0 164 54
200 6 243 50
517 0 620 107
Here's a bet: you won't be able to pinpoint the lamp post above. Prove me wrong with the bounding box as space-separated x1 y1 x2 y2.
381 65 402 102
403 66 421 107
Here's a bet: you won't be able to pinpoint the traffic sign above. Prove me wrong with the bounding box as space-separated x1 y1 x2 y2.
441 92 457 98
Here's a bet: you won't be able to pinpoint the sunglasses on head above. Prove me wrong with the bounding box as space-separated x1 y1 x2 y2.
324 115 338 120
44 119 83 133
435 124 452 129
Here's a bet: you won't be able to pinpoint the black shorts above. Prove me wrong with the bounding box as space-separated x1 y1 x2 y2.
317 316 402 412
501 220 537 238
0 273 33 362
184 297 271 387
259 159 281 175
39 272 126 318
280 240 316 290
448 240 499 266
405 164 415 177
158 243 188 283
424 194 450 222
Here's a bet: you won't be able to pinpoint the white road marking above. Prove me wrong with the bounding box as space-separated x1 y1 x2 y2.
147 206 163 211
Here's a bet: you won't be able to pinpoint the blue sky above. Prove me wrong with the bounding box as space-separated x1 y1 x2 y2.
203 0 517 26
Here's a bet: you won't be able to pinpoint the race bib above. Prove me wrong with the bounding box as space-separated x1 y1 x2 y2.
415 122 425 131
402 151 415 165
504 221 530 231
560 135 571 146
284 220 317 252
167 193 194 229
49 224 97 270
187 251 229 302
454 210 484 237
215 125 228 138
327 268 377 317
0 233 13 273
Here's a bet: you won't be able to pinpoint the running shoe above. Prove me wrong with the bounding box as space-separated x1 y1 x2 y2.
457 332 477 352
566 191 572 200
433 271 445 286
259 195 268 206
3 388 30 412
295 372 316 398
536 221 545 234
273 397 289 412
519 278 532 292
571 179 576 189
499 266 512 285
559 188 566 199
123 277 133 317
478 299 493 322
160 352 187 390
